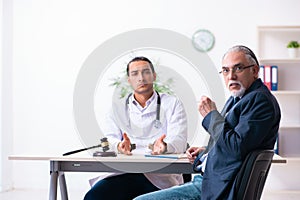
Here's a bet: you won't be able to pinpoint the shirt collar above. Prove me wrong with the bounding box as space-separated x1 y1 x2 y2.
131 90 157 108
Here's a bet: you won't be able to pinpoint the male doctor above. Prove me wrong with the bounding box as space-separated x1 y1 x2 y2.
84 56 188 200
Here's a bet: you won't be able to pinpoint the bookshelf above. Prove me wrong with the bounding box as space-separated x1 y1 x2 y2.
257 26 300 157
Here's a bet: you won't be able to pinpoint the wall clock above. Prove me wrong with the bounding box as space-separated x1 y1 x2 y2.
192 29 215 52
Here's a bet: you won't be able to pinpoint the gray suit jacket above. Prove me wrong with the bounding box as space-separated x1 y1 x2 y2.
201 79 281 200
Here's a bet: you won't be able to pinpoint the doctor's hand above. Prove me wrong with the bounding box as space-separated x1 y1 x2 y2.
186 146 206 164
117 133 132 155
151 134 167 155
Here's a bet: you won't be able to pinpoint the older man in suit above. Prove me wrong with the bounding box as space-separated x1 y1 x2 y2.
134 45 281 200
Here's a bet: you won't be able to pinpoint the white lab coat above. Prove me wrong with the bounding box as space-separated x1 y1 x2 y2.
90 92 188 189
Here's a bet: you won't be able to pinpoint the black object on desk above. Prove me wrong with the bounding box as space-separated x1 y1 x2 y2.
93 151 117 157
62 137 110 156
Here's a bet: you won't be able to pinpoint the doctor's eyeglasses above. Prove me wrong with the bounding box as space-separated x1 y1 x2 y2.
219 64 254 76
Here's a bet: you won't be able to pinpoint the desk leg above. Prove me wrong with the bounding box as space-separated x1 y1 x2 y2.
59 172 68 200
49 171 58 200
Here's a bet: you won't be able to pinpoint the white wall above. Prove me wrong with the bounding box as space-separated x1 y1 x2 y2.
0 0 2 192
1 0 13 192
2 0 300 196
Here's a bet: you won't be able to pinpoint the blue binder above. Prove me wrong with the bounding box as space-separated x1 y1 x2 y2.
271 65 278 91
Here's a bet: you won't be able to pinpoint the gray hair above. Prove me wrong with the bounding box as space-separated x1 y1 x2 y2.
223 45 259 66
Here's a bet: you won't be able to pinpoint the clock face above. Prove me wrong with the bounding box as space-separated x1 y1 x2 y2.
192 29 215 52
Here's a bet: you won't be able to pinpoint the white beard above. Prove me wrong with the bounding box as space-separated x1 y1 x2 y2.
229 81 246 97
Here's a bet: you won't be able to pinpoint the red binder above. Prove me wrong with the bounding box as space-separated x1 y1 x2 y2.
264 65 271 90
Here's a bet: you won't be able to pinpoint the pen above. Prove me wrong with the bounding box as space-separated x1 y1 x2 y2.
144 154 180 159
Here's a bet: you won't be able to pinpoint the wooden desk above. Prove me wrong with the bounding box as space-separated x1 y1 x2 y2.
9 154 286 200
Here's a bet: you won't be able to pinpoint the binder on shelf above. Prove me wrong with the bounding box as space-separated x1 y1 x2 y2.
274 134 279 155
259 65 265 83
264 65 272 90
271 65 278 91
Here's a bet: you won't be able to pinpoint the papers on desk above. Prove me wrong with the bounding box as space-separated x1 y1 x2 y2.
144 154 187 159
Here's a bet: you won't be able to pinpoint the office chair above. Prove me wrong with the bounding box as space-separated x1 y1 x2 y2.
234 149 274 200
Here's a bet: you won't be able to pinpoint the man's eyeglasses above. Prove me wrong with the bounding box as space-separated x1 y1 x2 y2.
219 64 255 75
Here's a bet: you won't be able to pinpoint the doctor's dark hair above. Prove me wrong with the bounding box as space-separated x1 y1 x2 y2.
223 45 260 66
126 56 155 76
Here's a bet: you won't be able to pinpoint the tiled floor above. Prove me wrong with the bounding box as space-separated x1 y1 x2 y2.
0 189 300 200
0 188 86 200
262 190 300 200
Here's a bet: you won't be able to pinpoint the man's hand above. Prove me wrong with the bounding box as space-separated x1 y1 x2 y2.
186 146 206 164
117 133 132 155
151 134 167 155
198 96 217 118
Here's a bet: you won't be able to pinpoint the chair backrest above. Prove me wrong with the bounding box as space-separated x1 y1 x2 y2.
235 149 274 200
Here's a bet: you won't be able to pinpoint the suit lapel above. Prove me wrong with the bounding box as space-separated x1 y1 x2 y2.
205 97 234 153
221 96 234 116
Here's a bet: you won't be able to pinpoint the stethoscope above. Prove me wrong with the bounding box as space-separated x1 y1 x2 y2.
125 90 162 129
